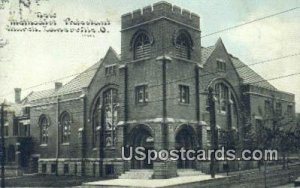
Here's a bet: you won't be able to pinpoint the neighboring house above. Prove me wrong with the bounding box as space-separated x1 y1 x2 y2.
7 1 295 178
0 88 32 173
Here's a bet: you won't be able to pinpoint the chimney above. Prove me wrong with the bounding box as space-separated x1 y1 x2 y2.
55 82 62 90
14 88 21 104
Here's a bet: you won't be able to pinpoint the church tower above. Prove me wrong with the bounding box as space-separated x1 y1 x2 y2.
118 1 203 179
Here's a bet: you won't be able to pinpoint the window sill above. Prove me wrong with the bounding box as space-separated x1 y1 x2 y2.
171 56 200 65
130 57 151 64
40 144 48 147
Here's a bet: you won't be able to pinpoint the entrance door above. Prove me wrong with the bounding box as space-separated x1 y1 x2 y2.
175 125 196 169
130 125 154 169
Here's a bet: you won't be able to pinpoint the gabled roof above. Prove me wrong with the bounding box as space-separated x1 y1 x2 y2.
23 89 56 103
22 61 101 102
102 47 120 65
201 38 228 65
54 61 102 95
56 47 120 95
23 47 120 102
201 46 215 65
201 38 277 90
230 56 277 90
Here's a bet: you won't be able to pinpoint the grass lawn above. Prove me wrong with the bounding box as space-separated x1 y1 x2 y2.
1 175 108 187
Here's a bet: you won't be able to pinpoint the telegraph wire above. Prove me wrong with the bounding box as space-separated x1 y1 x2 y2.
201 6 300 38
27 70 300 119
0 51 299 99
1 6 299 98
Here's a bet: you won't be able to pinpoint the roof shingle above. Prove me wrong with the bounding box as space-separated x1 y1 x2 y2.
25 89 56 102
201 46 215 65
55 61 102 95
230 56 277 90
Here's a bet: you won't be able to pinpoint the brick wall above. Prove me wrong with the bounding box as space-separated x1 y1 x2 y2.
25 1 297 179
199 40 243 149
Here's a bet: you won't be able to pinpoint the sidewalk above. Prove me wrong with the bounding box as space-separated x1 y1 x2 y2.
84 174 226 188
83 163 300 188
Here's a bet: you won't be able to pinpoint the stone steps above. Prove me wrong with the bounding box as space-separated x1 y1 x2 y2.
118 169 204 179
177 169 204 177
119 169 153 179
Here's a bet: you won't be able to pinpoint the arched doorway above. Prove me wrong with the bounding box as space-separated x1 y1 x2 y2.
175 125 197 169
129 125 154 169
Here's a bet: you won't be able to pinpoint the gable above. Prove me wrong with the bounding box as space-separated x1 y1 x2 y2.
23 47 121 102
53 47 120 96
101 47 121 66
203 39 240 79
201 38 276 91
88 47 121 88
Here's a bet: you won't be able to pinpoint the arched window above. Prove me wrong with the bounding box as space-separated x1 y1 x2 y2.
215 83 229 112
103 88 118 147
211 82 239 150
175 32 192 59
60 112 71 144
134 33 151 60
39 115 49 145
92 97 101 147
91 88 118 148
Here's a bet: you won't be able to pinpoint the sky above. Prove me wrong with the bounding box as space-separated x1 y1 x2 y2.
0 0 299 111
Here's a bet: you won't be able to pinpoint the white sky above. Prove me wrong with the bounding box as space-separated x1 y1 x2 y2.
0 0 299 111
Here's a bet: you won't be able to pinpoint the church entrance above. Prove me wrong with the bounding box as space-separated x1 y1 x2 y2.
175 125 197 169
130 125 154 169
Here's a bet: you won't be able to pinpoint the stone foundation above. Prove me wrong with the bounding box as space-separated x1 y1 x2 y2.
38 158 124 178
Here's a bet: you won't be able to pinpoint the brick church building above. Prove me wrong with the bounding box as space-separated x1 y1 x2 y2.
3 1 296 179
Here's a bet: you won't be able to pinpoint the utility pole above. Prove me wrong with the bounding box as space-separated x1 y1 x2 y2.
226 100 232 176
55 97 59 176
208 86 217 178
110 89 114 146
1 100 8 188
